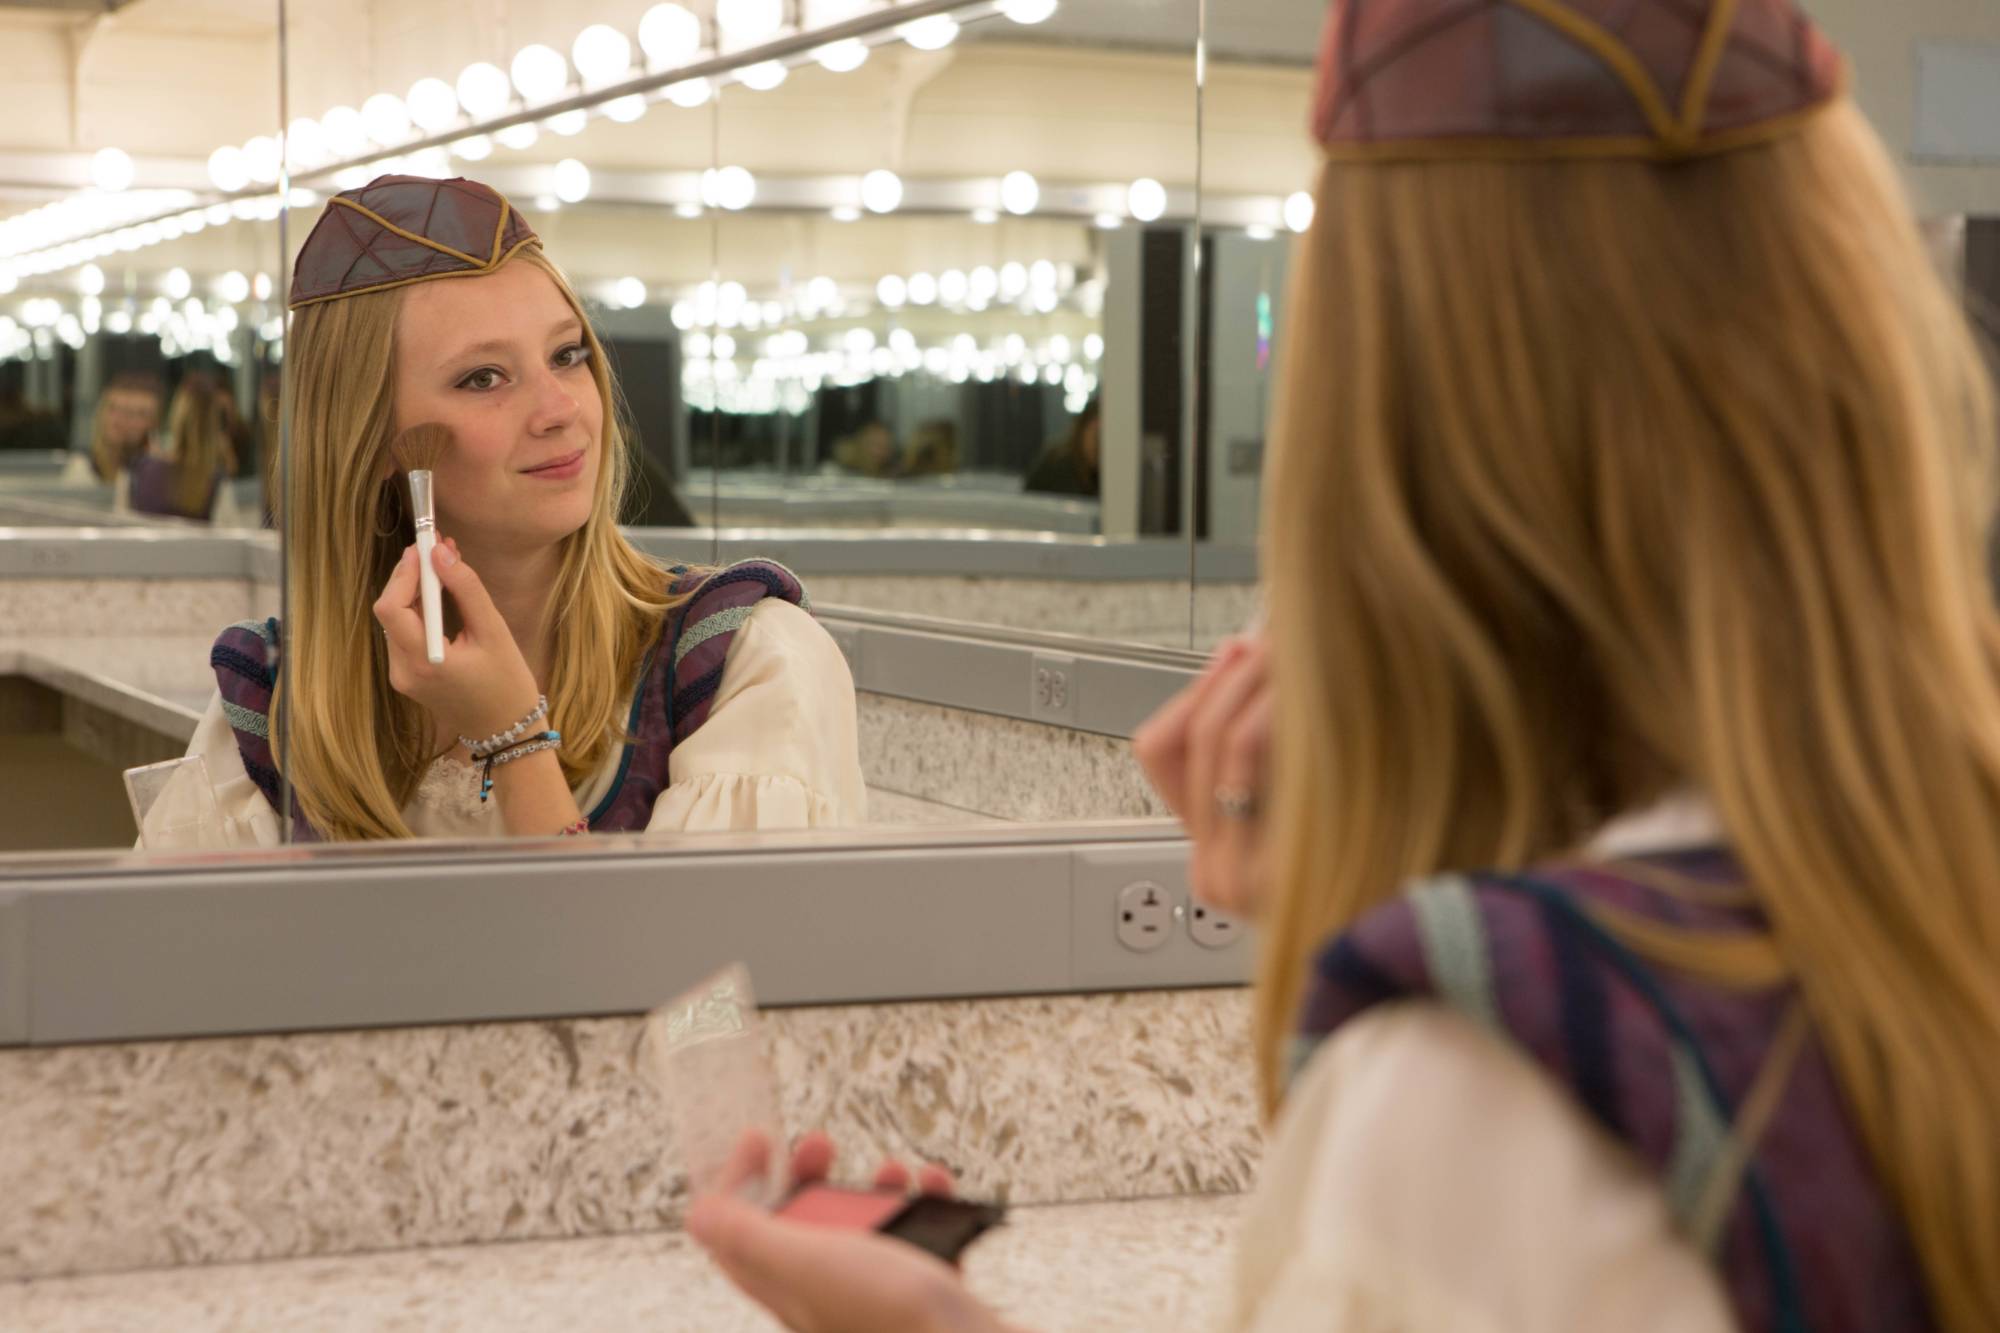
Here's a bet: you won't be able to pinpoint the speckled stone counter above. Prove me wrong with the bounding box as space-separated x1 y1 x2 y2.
0 579 257 641
810 575 1260 652
0 990 1257 1282
0 1194 1242 1333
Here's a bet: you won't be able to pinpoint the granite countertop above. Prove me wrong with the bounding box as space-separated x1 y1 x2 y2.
0 1194 1241 1333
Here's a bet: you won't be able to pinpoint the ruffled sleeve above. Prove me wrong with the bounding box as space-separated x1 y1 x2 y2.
645 599 867 832
133 692 284 849
1228 1002 1736 1333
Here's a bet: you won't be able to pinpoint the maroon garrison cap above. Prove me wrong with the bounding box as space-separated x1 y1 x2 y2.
1313 0 1845 163
288 174 539 310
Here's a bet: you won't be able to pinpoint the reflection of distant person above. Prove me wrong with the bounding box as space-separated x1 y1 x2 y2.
899 418 958 478
63 373 163 479
1024 397 1100 497
124 372 240 523
831 420 897 477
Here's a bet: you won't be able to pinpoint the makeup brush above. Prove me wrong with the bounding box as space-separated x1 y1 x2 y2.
391 422 452 665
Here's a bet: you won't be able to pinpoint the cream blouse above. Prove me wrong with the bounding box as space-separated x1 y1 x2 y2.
149 599 866 847
1226 797 1740 1332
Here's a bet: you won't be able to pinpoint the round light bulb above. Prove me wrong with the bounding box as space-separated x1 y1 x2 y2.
907 272 938 306
604 94 648 122
242 136 281 185
1003 0 1059 22
406 77 460 133
717 0 784 43
207 145 249 192
900 15 959 49
106 310 132 334
1093 212 1122 230
860 169 903 214
813 39 868 73
451 134 494 161
497 122 540 150
253 272 272 301
572 24 634 87
999 262 1027 299
163 267 191 301
90 147 135 193
736 60 787 91
543 109 588 136
614 276 648 309
553 158 592 204
1084 333 1104 360
639 4 703 67
703 165 756 211
1284 190 1315 233
217 270 250 304
77 263 105 296
1000 170 1039 215
666 77 714 108
360 93 412 145
971 207 999 225
456 62 512 119
1127 176 1167 222
1029 259 1058 291
969 266 999 303
806 275 839 311
829 205 861 223
321 105 369 157
876 274 908 309
510 44 570 103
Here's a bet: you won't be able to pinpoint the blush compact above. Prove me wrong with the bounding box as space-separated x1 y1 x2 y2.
775 1184 1005 1263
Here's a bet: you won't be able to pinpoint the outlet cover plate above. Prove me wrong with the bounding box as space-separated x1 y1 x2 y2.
1071 847 1252 989
1030 653 1078 725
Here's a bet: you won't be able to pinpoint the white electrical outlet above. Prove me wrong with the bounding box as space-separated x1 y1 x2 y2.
1115 880 1174 952
1188 901 1242 950
1030 653 1077 724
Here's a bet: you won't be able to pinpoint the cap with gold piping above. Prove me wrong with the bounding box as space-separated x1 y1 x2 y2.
1312 0 1845 163
287 175 539 310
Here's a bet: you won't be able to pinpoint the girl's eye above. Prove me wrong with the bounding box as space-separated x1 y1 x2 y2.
554 342 592 370
458 367 504 391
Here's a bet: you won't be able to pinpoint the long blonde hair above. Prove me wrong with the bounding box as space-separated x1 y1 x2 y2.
275 248 676 840
1255 102 2000 1327
160 372 237 518
88 373 159 482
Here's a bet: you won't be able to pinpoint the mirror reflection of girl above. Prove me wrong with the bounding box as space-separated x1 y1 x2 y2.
120 371 243 525
689 2 2000 1330
63 370 161 486
156 176 864 844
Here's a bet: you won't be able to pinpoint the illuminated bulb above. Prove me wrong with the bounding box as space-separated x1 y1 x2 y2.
1246 224 1276 241
713 332 737 360
717 0 784 43
970 207 998 225
1284 190 1315 233
91 148 135 193
969 266 998 303
253 273 272 301
1000 171 1038 215
686 331 712 359
736 60 787 91
639 4 703 66
1128 176 1167 222
78 263 105 296
360 92 412 144
535 193 561 212
456 62 512 118
1003 0 1059 22
1093 212 1121 229
1085 333 1104 360
702 165 756 210
999 262 1027 299
860 169 902 214
332 166 372 191
452 134 494 161
510 44 570 103
242 136 281 185
829 206 861 223
405 147 453 179
674 202 703 218
497 122 540 150
217 270 250 304
107 310 132 334
814 38 868 72
899 15 959 49
553 158 592 204
614 276 648 309
1030 259 1058 290
572 24 634 87
876 274 907 309
544 109 587 136
407 78 459 132
163 267 191 300
321 105 369 156
1033 288 1060 314
938 269 967 305
604 94 648 122
907 272 938 305
666 78 714 108
204 202 231 227
805 276 839 311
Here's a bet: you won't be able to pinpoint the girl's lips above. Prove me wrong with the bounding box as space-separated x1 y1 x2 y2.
522 449 585 481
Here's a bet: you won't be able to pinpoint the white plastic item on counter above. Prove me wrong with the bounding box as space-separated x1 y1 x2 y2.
125 753 232 850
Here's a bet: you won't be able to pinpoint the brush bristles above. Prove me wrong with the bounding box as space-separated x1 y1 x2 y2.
391 422 453 475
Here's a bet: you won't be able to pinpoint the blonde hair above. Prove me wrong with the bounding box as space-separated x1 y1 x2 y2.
275 248 677 841
160 373 236 518
1255 102 2000 1328
88 375 159 483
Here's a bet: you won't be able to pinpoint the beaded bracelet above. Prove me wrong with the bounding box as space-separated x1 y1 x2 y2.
478 729 561 803
461 695 549 760
557 820 589 837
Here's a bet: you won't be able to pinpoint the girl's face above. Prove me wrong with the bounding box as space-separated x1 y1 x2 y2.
391 259 604 556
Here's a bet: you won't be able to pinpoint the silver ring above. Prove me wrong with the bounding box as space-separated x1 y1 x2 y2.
1214 786 1259 820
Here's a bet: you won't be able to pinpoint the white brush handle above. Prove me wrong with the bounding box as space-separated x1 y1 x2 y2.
415 526 445 664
